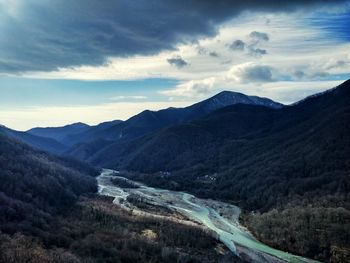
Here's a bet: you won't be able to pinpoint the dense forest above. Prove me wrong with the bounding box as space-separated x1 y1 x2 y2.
110 80 350 262
0 196 237 263
0 134 237 262
0 133 98 235
243 205 350 262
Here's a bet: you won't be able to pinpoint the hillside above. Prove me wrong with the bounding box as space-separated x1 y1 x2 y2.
27 122 91 142
62 120 122 145
0 132 234 263
0 125 68 154
0 133 98 235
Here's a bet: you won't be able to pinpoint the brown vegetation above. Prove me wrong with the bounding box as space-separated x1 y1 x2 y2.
0 196 238 263
243 204 350 263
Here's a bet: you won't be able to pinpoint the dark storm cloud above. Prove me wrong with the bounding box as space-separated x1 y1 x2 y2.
167 56 188 68
0 0 346 73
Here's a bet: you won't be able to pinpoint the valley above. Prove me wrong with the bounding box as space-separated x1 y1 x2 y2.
0 80 349 262
1 2 350 263
98 169 318 263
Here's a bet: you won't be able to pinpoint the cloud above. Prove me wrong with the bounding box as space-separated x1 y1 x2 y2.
229 40 246 51
259 80 343 104
0 0 345 73
289 56 350 80
249 31 270 42
248 47 268 57
196 46 208 55
161 77 216 98
229 33 269 56
167 56 188 68
110 95 147 101
18 12 350 84
294 70 306 79
209 51 219 57
324 59 348 70
196 46 219 57
227 62 274 83
292 69 330 80
0 101 191 131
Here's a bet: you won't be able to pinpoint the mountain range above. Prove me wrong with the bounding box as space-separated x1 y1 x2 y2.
0 91 281 160
66 91 282 160
0 125 68 154
110 79 349 209
86 80 348 261
27 122 91 142
1 80 349 262
4 80 349 210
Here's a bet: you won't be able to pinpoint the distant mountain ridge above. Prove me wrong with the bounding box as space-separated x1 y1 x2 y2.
70 91 282 144
27 122 91 142
1 90 283 157
63 91 283 160
0 125 68 154
62 120 123 146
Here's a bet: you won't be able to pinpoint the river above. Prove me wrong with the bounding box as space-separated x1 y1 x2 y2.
97 169 319 263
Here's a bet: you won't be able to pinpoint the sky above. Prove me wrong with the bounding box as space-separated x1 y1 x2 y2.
0 0 350 130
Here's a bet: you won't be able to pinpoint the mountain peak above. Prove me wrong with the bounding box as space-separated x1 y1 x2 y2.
66 122 90 128
190 90 283 114
214 90 243 96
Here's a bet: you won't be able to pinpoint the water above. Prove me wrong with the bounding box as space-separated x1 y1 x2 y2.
97 169 319 263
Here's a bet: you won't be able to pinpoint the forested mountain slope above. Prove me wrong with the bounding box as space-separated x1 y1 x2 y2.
27 122 90 142
0 125 68 154
0 133 98 235
61 120 122 146
0 133 235 263
102 80 349 209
